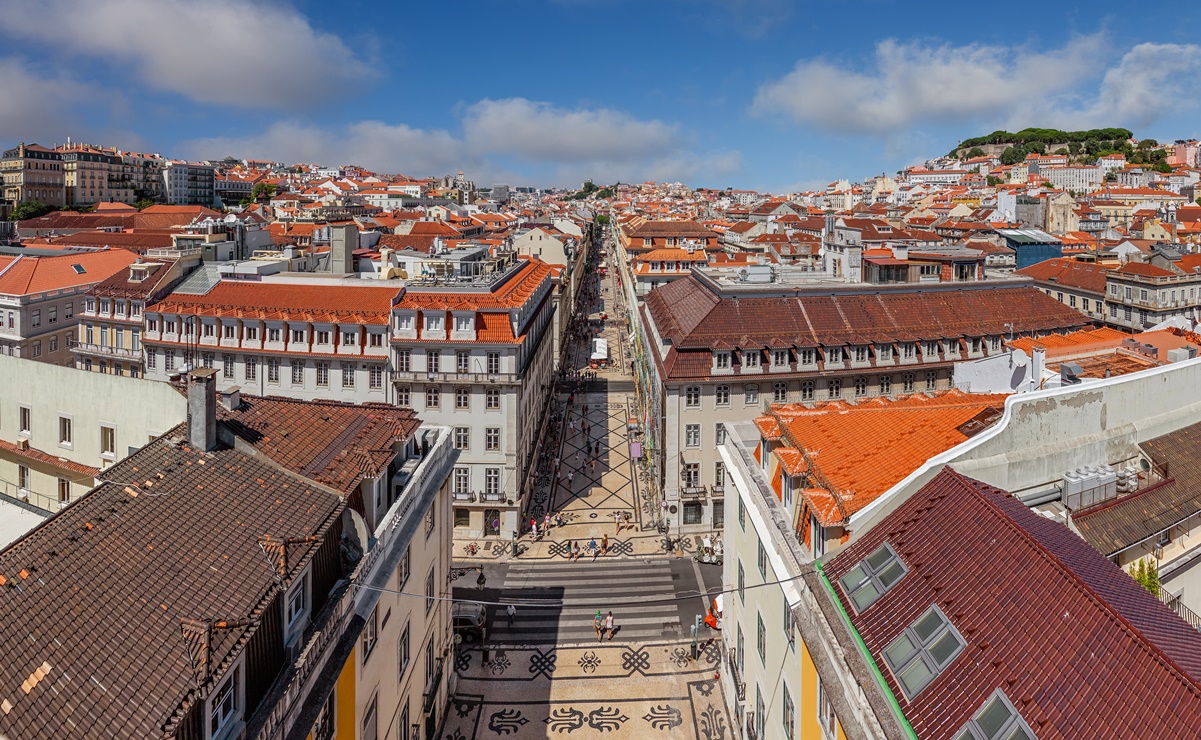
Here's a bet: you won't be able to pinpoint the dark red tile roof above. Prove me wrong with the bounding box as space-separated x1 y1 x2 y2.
1016 258 1110 294
824 468 1201 739
644 276 1087 379
1074 421 1201 555
0 428 344 739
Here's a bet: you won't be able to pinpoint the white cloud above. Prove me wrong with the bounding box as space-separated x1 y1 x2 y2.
184 98 742 187
753 35 1106 134
1054 43 1201 130
0 0 372 108
0 58 89 141
463 98 677 163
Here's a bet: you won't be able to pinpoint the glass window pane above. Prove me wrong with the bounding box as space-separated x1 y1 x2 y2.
884 633 918 668
839 564 869 593
898 658 934 697
976 697 1012 738
1006 727 1033 740
914 610 944 641
866 546 892 570
929 631 963 666
850 582 880 612
879 561 906 587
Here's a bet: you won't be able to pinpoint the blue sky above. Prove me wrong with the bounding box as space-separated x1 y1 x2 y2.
2 0 1200 191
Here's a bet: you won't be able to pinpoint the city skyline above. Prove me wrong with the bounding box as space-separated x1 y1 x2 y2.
3 0 1201 190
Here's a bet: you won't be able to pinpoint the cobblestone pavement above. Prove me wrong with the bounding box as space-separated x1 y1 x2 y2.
443 639 730 739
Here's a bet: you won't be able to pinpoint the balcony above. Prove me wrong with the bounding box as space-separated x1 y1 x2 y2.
391 369 516 385
423 658 444 715
681 485 708 499
69 339 141 360
480 490 508 503
452 490 476 503
727 651 746 702
745 712 759 740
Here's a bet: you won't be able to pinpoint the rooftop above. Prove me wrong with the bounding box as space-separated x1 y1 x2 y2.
151 279 401 323
0 249 138 296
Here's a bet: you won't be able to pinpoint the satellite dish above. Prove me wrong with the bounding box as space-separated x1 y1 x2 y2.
1010 348 1029 367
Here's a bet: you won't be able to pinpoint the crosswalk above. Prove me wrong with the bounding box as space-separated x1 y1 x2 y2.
485 559 695 645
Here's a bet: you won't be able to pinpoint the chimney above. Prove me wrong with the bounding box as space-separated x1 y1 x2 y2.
1031 345 1046 391
219 386 241 412
187 368 219 452
330 223 358 274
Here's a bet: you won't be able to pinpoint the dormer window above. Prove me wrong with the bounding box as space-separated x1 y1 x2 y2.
396 314 414 331
455 315 473 332
715 352 730 370
878 344 892 361
772 349 789 367
426 315 442 331
743 351 760 368
799 349 814 365
925 341 939 356
854 346 868 363
130 268 147 282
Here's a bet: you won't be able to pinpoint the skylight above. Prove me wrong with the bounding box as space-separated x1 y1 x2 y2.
955 690 1038 740
71 264 86 274
838 542 907 613
882 605 965 701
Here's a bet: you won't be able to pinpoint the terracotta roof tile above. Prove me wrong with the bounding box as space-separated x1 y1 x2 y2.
153 281 400 324
0 249 138 296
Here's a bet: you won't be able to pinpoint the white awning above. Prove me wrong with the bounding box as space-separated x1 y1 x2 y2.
591 338 609 360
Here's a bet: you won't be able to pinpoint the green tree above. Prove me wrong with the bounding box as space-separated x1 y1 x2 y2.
134 198 155 210
597 214 610 224
1129 559 1161 597
251 182 277 200
9 200 52 221
966 147 985 158
986 175 1003 186
1152 161 1173 173
1000 146 1026 165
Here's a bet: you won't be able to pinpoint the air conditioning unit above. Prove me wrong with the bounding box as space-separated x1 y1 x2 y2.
17 439 29 451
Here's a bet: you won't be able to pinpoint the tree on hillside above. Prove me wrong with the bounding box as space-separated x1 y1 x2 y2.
251 182 276 200
966 147 985 158
10 200 52 221
134 198 155 210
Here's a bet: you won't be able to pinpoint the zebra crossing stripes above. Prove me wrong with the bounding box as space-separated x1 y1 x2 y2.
487 559 687 645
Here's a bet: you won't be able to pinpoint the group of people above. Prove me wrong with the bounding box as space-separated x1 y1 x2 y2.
594 610 616 641
563 534 609 560
529 510 565 540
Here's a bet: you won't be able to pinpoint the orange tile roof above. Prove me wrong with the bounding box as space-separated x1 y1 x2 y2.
0 249 137 296
0 438 101 477
153 281 400 323
1008 326 1130 355
475 312 517 342
764 390 1008 526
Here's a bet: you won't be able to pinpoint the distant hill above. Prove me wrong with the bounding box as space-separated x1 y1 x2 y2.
949 127 1134 164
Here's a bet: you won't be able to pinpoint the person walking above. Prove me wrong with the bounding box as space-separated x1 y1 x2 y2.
506 604 516 629
594 611 604 641
544 512 552 533
605 611 615 641
567 472 574 489
589 537 598 560
614 511 622 533
531 519 539 540
573 541 582 560
601 533 609 555
565 539 574 560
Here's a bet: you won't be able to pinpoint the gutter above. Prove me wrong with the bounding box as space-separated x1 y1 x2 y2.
813 560 918 740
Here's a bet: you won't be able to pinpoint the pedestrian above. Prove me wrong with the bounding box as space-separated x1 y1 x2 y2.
624 512 632 530
595 610 604 641
506 604 516 628
565 539 574 559
555 510 564 527
605 611 615 640
573 541 582 560
601 533 609 555
544 512 551 532
532 519 540 539
567 472 574 488
569 419 575 432
589 537 598 559
591 459 597 474
574 451 580 465
614 511 622 533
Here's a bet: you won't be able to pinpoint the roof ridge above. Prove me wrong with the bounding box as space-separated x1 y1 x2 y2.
945 467 1201 699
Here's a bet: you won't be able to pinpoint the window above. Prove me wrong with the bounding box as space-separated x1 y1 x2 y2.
745 384 759 404
395 348 411 371
316 330 330 345
486 427 501 451
222 354 234 379
48 306 57 324
316 362 329 387
455 350 470 373
838 543 907 613
487 352 501 375
715 424 726 446
683 500 703 524
926 371 937 390
757 539 767 578
244 356 257 382
291 360 304 385
714 461 726 489
31 309 40 328
855 376 868 397
773 382 788 402
291 329 305 343
361 694 378 740
58 477 70 503
245 326 257 341
208 665 241 738
426 502 436 536
1082 298 1090 312
715 384 730 406
855 346 868 363
924 340 939 356
313 694 335 740
956 690 1037 740
744 350 760 368
757 611 766 662
285 572 309 630
738 561 745 603
902 373 915 393
783 683 795 737
341 330 356 346
800 348 815 365
818 675 836 736
341 362 355 388
736 625 744 673
715 352 730 369
772 349 788 366
427 350 440 373
425 568 435 613
453 467 469 494
100 424 116 457
755 687 766 740
878 344 892 361
268 328 281 343
683 462 700 487
425 387 439 408
267 358 280 384
903 343 915 360
361 606 379 660
486 387 500 409
397 385 411 407
801 380 815 401
485 468 500 496
829 378 841 399
685 386 701 407
399 620 411 677
145 349 156 370
369 365 383 389
17 464 29 491
685 424 701 447
223 324 235 339
881 605 965 700
455 387 470 409
827 346 842 363
57 415 73 447
454 507 470 527
783 598 794 647
713 500 725 528
738 496 745 531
